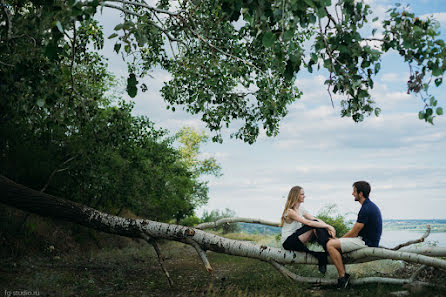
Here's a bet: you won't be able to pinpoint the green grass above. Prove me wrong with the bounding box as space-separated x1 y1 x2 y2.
2 235 445 297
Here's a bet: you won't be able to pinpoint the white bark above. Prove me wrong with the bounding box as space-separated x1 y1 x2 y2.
270 260 433 287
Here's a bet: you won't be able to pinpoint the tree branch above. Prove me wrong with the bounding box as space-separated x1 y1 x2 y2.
318 18 335 108
324 7 338 27
390 225 431 250
1 0 12 40
70 21 76 99
40 156 77 193
410 264 426 282
0 60 14 67
185 238 213 274
141 233 173 287
196 217 280 229
187 26 261 72
270 260 436 287
100 3 181 43
104 0 180 16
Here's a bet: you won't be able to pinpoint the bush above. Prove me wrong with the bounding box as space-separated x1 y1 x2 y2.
201 208 241 234
316 204 352 237
179 215 201 226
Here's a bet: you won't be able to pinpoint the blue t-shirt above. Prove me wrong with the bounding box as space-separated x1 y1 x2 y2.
357 199 382 247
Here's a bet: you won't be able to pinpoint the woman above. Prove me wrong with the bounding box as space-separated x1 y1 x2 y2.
280 185 335 274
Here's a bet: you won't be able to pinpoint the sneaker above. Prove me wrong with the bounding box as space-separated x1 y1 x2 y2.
337 273 350 289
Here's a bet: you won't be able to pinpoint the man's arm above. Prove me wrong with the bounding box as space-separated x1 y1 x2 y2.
342 222 364 238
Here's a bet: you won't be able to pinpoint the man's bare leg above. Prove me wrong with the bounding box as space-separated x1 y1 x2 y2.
326 238 345 277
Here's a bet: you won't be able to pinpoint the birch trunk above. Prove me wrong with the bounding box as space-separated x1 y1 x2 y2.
1 175 445 286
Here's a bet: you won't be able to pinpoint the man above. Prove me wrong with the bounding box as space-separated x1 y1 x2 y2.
326 181 382 289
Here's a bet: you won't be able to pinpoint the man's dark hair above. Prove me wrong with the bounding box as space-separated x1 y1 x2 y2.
353 181 371 199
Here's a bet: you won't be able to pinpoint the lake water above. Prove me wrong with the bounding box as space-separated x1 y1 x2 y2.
380 230 446 248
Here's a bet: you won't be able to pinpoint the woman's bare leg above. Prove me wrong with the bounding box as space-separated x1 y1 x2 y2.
298 230 314 244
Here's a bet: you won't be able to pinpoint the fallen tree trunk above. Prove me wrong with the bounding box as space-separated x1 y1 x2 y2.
1 175 445 287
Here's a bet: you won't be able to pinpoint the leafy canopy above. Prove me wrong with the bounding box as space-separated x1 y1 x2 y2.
1 0 445 146
0 3 221 222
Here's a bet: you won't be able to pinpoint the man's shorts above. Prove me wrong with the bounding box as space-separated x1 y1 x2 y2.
339 237 366 253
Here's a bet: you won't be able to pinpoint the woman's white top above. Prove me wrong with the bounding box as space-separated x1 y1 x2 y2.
281 206 307 244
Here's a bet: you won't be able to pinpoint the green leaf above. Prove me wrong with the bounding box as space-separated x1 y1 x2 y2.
425 108 433 117
36 99 45 107
114 43 121 53
418 111 425 119
432 65 442 76
374 62 381 74
283 30 294 41
127 73 138 98
108 33 118 39
114 24 124 30
374 107 381 116
304 0 314 8
436 107 443 115
262 31 276 48
372 28 377 36
127 86 137 98
435 78 442 87
372 17 379 22
308 14 316 24
56 21 64 33
127 73 138 87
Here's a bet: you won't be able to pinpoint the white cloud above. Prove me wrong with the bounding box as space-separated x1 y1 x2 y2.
421 12 446 26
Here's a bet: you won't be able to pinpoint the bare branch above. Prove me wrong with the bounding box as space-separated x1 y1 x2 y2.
270 260 435 287
391 225 431 251
185 238 213 274
270 260 333 284
40 156 77 193
99 3 182 43
362 38 387 43
141 233 173 287
188 27 261 72
324 7 338 27
399 246 446 257
318 18 335 108
410 264 426 282
104 0 180 16
70 21 76 99
1 0 12 40
195 217 280 229
0 60 14 67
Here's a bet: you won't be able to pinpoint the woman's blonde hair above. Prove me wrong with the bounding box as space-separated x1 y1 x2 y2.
280 186 303 226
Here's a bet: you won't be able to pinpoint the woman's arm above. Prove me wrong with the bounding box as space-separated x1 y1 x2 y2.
287 209 331 229
303 212 326 224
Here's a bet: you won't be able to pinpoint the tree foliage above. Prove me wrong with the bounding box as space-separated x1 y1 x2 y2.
2 1 445 145
0 2 219 222
316 204 352 238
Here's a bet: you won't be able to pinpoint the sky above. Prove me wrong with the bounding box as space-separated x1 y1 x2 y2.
96 0 446 221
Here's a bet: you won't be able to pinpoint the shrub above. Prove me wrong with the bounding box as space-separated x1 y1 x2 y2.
316 204 352 238
201 208 241 234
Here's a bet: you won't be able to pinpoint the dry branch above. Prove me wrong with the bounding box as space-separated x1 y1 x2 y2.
140 233 173 287
391 225 431 250
196 217 280 229
186 238 213 274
